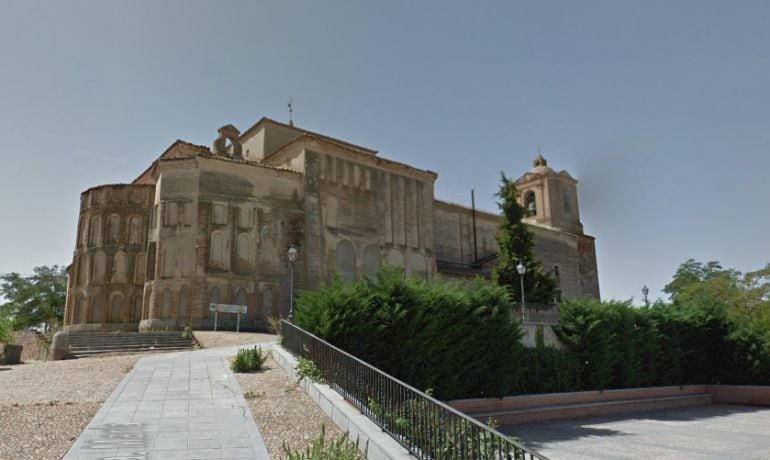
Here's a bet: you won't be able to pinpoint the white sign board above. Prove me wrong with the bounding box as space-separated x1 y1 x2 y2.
209 303 247 314
209 304 248 332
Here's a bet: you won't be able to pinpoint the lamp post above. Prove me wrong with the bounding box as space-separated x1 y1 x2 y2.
287 245 298 319
641 285 650 307
516 261 526 320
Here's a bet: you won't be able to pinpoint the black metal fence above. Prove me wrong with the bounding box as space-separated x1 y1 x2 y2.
281 320 549 460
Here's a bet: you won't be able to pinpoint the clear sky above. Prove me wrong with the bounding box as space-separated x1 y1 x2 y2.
1 0 768 304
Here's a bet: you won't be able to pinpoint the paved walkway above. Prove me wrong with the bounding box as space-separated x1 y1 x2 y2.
505 404 770 459
64 344 274 460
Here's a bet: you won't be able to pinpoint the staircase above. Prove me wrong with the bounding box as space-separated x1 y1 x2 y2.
68 332 198 358
451 386 714 427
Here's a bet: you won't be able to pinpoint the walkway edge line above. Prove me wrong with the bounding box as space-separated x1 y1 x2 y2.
272 344 415 460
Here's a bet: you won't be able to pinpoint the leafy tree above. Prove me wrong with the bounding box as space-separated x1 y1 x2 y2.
0 265 67 330
493 173 557 305
664 259 770 326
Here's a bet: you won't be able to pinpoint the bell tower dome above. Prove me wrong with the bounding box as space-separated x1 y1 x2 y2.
514 155 583 234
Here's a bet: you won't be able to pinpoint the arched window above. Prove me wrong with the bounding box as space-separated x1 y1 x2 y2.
108 214 120 244
110 294 123 323
79 217 88 247
111 251 128 283
90 295 105 323
89 215 102 246
132 295 143 322
236 233 252 266
408 252 428 280
161 289 172 319
210 231 225 268
92 251 107 284
362 245 381 279
179 285 190 321
236 288 248 306
69 294 80 324
76 294 86 324
335 240 356 283
385 249 404 268
134 252 146 285
262 289 273 319
563 190 571 214
162 242 175 278
524 191 536 216
128 215 143 246
78 257 89 286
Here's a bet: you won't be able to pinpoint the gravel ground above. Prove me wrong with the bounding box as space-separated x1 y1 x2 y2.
0 331 337 460
236 354 345 458
0 354 140 460
193 330 277 349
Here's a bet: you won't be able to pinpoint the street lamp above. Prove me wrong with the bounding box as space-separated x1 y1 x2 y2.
641 285 650 307
516 261 526 320
287 245 298 319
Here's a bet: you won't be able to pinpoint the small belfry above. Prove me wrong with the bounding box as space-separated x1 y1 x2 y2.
515 154 583 235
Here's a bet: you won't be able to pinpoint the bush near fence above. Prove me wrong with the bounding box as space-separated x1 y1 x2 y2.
293 268 520 400
293 268 770 400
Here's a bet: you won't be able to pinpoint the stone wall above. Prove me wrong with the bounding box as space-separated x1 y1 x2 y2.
64 184 154 331
432 200 600 300
140 156 303 331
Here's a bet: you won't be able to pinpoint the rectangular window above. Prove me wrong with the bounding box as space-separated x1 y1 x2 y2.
163 202 178 227
213 203 227 225
239 206 252 228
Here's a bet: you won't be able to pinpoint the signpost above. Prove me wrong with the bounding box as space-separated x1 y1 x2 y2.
209 304 248 332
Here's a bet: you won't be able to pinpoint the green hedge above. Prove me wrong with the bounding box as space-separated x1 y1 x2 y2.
556 298 770 390
293 268 520 400
293 269 770 400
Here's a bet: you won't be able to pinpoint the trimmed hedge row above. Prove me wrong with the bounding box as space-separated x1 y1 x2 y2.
293 269 770 400
293 268 520 400
556 299 770 390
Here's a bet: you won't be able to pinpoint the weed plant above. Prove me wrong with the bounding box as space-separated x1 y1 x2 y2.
231 346 267 373
282 424 365 460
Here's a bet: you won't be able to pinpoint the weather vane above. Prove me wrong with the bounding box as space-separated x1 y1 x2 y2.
288 98 294 126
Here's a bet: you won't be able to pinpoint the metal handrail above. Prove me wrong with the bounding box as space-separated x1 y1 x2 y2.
281 320 549 460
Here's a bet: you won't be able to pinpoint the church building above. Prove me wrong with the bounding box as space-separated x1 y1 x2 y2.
63 117 599 332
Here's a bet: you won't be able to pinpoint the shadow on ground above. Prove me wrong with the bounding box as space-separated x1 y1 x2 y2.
503 404 767 450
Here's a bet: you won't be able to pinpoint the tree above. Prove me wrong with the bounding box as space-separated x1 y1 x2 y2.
493 173 557 305
0 265 67 330
664 259 770 326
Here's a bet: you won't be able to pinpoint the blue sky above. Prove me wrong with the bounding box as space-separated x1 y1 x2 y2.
1 0 768 303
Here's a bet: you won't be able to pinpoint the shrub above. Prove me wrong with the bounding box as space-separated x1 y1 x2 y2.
282 424 366 460
293 267 520 400
555 298 770 390
231 346 267 373
180 326 193 340
0 316 14 345
297 356 324 384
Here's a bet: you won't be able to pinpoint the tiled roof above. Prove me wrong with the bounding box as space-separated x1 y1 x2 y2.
240 117 378 155
263 132 438 180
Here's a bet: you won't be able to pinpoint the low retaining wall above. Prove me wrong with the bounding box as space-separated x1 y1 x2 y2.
708 385 770 406
450 385 709 414
271 345 414 460
450 385 770 427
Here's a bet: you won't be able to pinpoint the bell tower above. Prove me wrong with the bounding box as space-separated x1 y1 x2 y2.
515 155 583 234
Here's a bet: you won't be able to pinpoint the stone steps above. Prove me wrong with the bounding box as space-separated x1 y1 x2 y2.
68 332 197 358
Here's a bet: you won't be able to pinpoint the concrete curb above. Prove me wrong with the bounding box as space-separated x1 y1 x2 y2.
271 345 415 460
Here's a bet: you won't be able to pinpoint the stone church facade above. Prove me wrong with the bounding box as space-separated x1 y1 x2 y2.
63 117 599 332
